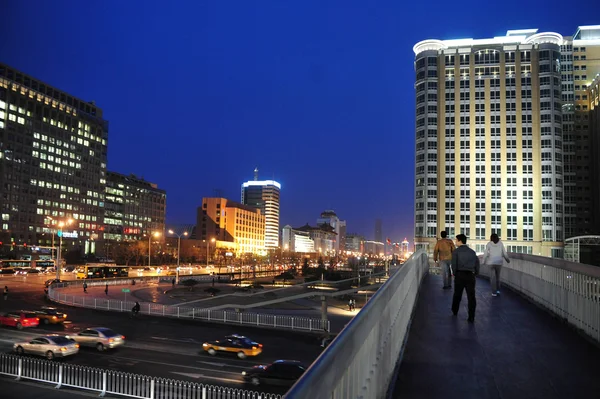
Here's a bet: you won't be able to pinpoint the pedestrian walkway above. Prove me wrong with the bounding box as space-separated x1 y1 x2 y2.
392 273 600 399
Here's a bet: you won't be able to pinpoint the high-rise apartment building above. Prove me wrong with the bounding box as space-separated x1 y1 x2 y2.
317 210 346 253
198 197 265 255
241 168 280 248
0 63 108 255
561 26 600 237
413 29 565 258
103 172 166 242
589 75 600 231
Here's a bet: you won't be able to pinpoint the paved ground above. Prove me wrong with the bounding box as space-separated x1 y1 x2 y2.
54 279 356 332
392 273 600 399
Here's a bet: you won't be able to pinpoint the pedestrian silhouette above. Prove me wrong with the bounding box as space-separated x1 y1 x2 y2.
172 278 175 288
3 286 8 300
83 282 87 293
104 283 108 295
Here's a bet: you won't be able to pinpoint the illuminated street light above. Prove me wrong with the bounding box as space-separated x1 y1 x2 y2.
206 237 216 267
147 231 161 267
168 229 188 284
55 218 74 281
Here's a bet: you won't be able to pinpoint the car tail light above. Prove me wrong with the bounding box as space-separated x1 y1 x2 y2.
258 344 263 348
252 346 257 350
64 314 67 318
121 335 125 340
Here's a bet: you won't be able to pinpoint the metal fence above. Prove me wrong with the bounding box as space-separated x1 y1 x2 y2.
48 282 329 333
285 250 430 399
479 253 600 343
0 353 281 399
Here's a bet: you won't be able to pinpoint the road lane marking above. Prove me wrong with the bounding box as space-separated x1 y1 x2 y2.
150 336 198 343
107 355 244 377
170 371 242 384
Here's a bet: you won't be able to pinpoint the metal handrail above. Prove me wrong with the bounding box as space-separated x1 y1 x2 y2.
0 353 281 399
285 250 429 399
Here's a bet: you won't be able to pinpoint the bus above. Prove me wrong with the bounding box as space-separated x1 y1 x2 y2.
76 264 129 279
0 259 56 273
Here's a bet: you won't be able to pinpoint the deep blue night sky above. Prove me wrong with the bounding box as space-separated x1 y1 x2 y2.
2 1 597 243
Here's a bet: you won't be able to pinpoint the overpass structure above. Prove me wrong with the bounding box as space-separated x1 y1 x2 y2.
286 250 600 399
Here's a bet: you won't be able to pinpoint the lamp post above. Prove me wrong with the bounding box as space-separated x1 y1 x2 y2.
45 217 56 262
55 218 73 281
168 230 188 284
148 231 160 267
206 237 215 268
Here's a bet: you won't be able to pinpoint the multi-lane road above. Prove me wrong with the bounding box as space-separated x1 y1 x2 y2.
0 275 325 395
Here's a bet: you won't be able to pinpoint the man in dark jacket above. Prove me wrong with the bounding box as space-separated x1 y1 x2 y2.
451 234 480 322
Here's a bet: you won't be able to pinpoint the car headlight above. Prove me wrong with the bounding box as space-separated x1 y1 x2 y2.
242 371 247 376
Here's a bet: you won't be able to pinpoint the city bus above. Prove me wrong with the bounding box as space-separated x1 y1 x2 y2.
76 264 129 279
0 259 56 273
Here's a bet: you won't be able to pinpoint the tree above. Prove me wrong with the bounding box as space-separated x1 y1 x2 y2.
302 258 310 276
275 271 294 285
181 279 199 292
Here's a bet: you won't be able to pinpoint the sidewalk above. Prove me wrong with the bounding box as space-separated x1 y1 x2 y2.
0 377 99 398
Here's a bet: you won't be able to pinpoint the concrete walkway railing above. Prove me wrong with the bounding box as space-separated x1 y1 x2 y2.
285 250 429 399
480 253 600 343
0 353 280 399
48 280 330 333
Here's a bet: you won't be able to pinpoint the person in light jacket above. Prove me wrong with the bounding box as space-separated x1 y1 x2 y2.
482 233 510 297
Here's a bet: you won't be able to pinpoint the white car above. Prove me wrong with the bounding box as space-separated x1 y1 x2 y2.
67 327 126 351
14 334 79 360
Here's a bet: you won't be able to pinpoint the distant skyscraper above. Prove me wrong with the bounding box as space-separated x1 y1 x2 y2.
241 168 281 248
317 210 346 253
374 219 382 243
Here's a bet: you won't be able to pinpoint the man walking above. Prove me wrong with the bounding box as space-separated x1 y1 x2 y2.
83 282 88 293
451 234 480 323
433 231 455 289
3 286 7 301
104 283 108 296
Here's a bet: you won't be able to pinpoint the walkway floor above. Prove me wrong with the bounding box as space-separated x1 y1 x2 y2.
392 273 600 399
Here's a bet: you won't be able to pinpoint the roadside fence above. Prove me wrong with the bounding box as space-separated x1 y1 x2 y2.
0 353 281 399
48 282 330 333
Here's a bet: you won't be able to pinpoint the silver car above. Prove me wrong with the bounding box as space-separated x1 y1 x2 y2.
67 327 125 351
14 334 79 360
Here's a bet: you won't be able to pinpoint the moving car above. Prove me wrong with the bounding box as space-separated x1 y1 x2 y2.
203 334 262 359
66 327 125 351
45 278 62 287
0 311 40 330
14 334 79 360
242 360 307 387
33 307 68 325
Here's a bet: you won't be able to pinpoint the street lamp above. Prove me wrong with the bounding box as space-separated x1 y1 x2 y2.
168 230 188 284
56 218 74 281
147 231 161 267
45 217 56 262
206 237 215 268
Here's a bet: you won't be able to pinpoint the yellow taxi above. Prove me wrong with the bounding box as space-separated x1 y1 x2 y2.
33 307 68 325
202 334 263 359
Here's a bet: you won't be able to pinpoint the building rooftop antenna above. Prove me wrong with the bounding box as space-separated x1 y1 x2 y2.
254 167 259 181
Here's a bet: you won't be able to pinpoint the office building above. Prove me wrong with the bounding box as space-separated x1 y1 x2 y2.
413 29 565 258
103 172 166 243
293 223 337 254
364 240 385 256
241 168 280 248
282 225 315 253
0 63 108 255
345 234 364 253
561 26 600 237
198 197 265 255
589 75 600 234
316 210 346 253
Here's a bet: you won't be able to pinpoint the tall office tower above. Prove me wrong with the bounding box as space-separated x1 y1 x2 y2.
0 63 108 255
103 172 166 243
561 26 600 238
413 29 564 258
317 210 346 253
241 169 280 248
374 219 382 243
590 76 600 227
